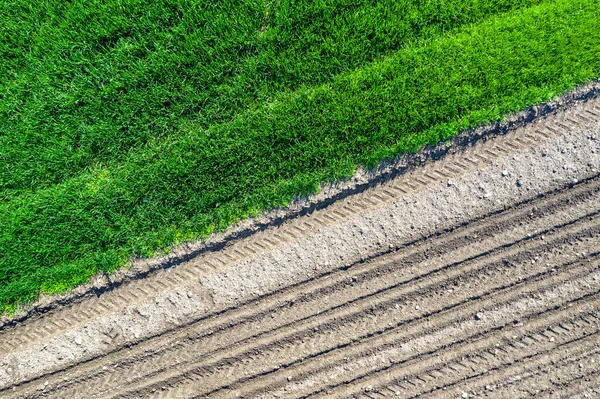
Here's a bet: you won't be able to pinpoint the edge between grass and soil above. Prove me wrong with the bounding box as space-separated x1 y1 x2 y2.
2 79 598 326
1 0 599 315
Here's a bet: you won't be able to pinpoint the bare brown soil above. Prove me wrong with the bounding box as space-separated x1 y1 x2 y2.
1 95 600 398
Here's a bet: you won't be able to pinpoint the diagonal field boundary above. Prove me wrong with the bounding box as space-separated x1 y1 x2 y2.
0 86 599 392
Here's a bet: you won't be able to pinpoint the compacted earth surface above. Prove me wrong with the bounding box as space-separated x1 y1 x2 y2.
1 95 600 398
2 0 600 312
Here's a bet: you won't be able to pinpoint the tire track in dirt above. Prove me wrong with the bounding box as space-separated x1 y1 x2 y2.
62 211 597 397
1 94 598 358
12 177 600 399
6 177 600 399
204 254 600 399
415 329 600 399
323 306 600 399
549 373 600 399
1 93 600 398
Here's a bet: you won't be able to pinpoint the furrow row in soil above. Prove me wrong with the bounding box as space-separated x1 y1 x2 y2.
205 254 600 399
316 297 600 398
1 96 598 358
112 219 600 397
7 175 600 399
9 175 600 399
2 93 600 398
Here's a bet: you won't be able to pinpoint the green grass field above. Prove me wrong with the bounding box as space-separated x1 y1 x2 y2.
1 0 599 313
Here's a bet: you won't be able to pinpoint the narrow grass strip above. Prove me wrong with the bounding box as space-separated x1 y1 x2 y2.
1 0 599 313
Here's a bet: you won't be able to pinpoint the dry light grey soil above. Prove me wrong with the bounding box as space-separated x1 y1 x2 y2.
1 93 600 399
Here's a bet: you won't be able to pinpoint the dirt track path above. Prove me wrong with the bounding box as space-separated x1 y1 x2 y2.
1 93 600 398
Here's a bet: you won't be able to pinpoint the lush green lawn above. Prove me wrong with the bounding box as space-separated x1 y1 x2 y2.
1 0 599 313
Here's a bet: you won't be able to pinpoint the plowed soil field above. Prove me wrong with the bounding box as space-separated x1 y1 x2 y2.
1 96 600 398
